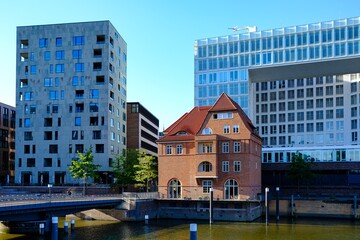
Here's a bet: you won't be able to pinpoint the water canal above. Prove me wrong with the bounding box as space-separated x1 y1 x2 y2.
1 217 360 239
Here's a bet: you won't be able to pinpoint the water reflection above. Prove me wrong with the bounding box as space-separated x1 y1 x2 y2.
1 217 360 240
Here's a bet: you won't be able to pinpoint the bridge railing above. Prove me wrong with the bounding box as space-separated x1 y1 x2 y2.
122 192 159 200
0 192 160 207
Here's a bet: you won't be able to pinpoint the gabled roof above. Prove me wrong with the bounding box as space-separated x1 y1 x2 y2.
158 106 211 142
158 93 260 142
209 93 257 134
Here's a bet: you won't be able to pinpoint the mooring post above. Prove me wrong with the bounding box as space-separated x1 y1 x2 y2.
51 217 58 240
64 221 69 234
145 214 149 224
71 219 75 232
265 187 269 225
190 223 197 240
291 194 294 217
354 194 357 219
276 187 280 222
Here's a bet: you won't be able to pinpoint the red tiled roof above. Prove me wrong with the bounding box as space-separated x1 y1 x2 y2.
208 93 257 134
158 93 260 142
158 106 211 142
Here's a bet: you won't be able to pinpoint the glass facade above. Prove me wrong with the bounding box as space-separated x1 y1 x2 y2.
194 17 360 163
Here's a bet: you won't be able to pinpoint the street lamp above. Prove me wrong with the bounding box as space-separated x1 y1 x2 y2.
48 184 53 202
209 188 213 224
265 187 269 225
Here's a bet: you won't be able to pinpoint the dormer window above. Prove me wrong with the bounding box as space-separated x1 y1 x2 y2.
213 112 233 119
176 131 188 136
202 128 213 135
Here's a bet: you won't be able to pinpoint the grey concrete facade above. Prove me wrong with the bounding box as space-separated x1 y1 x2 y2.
15 21 127 185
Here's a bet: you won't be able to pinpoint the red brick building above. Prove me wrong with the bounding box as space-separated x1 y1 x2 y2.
158 93 262 200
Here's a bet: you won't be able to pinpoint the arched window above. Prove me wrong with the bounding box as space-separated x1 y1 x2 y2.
168 179 182 199
202 127 213 135
198 161 213 172
224 179 239 199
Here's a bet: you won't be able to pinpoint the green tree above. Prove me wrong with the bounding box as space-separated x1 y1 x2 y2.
288 152 314 191
112 149 139 192
69 146 101 195
134 152 158 192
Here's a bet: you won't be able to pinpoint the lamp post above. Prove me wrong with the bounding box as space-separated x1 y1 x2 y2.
48 184 53 202
209 188 213 224
276 187 280 222
265 187 269 225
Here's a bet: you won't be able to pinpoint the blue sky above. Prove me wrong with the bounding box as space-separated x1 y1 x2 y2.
0 0 359 129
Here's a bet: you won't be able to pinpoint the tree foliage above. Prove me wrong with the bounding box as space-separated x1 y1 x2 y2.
112 149 139 191
69 146 101 194
288 152 314 188
134 151 158 192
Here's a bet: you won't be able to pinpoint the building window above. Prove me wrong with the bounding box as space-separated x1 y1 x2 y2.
234 161 241 172
95 144 104 153
202 128 212 135
27 158 35 167
223 125 230 134
73 36 85 45
176 144 183 154
222 142 229 153
44 158 52 167
168 179 181 199
166 145 172 155
75 117 81 126
56 50 65 60
224 179 239 199
202 180 212 193
198 143 213 153
39 38 48 48
234 142 241 153
49 144 58 154
56 37 62 47
55 64 64 73
222 161 229 172
75 63 84 72
73 49 82 59
198 161 212 172
232 125 239 133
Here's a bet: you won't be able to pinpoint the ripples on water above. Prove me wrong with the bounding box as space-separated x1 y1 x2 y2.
1 217 360 240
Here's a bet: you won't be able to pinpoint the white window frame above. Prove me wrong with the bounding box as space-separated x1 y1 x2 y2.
222 142 229 153
202 180 212 193
223 125 230 134
233 125 239 133
222 161 229 172
234 161 241 172
176 144 183 154
166 145 172 155
234 142 241 153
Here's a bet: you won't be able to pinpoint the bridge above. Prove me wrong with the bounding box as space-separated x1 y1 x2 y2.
0 192 158 233
0 193 126 222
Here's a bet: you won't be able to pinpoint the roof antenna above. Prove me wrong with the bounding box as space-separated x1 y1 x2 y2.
228 26 257 32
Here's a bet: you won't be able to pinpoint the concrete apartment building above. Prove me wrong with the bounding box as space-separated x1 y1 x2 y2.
194 16 360 186
0 103 15 185
158 93 262 200
126 102 159 157
15 21 127 185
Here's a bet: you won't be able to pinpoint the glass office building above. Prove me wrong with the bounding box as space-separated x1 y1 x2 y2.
194 16 360 164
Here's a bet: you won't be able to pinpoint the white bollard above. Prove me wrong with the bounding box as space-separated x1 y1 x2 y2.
64 221 69 234
145 214 149 224
70 219 75 232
